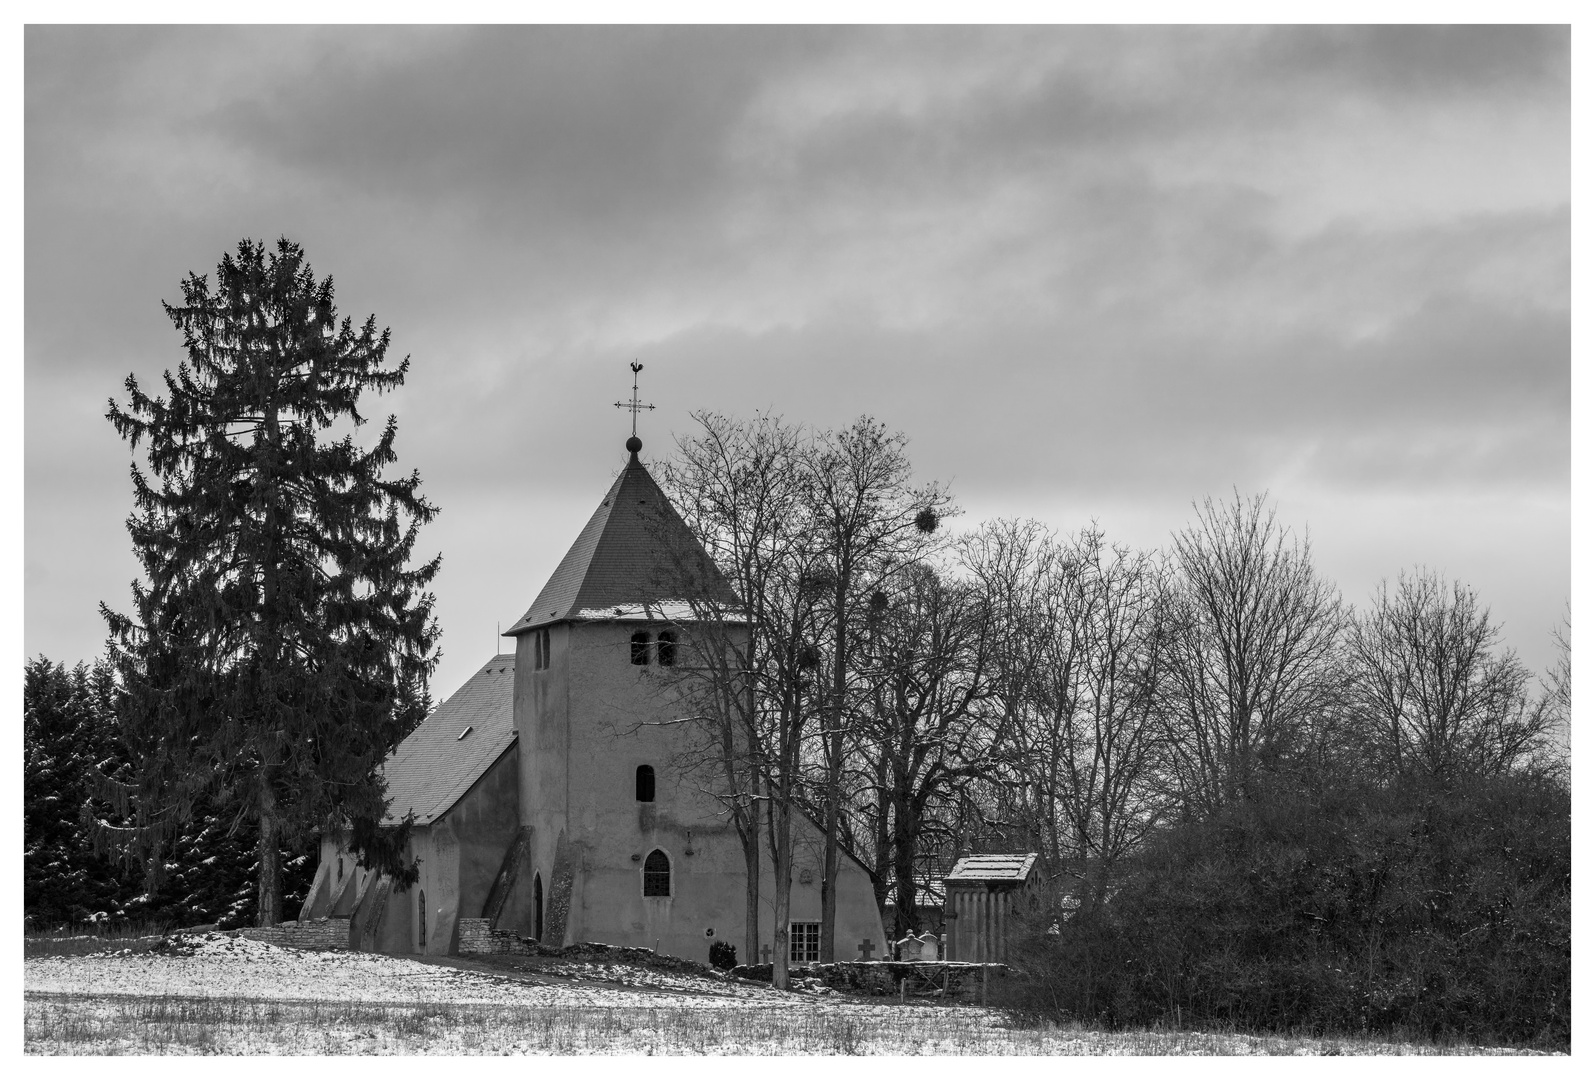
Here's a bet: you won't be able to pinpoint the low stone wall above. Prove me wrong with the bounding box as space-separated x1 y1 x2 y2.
457 918 545 956
235 917 351 950
556 941 719 977
455 929 727 980
730 961 889 993
729 960 1007 995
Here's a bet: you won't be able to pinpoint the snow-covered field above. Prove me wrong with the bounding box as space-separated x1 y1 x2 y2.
23 933 1535 1055
27 933 794 1008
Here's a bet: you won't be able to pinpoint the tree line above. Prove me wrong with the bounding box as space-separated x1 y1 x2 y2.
653 412 1568 1046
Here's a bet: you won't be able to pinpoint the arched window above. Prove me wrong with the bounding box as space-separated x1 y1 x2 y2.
657 631 677 666
630 631 651 665
643 849 671 897
636 764 656 802
533 873 544 941
418 889 427 948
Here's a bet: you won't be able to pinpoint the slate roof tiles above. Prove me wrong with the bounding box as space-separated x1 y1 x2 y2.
380 654 516 827
506 449 739 635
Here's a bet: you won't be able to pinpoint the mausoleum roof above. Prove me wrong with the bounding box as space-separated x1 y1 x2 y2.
506 445 741 635
945 853 1039 885
380 654 516 826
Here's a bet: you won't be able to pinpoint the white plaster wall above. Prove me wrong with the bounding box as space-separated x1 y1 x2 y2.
514 618 885 965
515 621 570 936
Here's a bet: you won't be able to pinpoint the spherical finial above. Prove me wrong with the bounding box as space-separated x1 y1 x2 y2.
626 435 643 455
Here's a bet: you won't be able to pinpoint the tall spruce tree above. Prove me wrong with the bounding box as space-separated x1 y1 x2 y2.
100 238 440 926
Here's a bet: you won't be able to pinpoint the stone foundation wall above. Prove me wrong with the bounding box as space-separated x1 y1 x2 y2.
457 917 544 955
235 917 351 950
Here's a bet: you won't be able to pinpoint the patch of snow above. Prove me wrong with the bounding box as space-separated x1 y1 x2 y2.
26 933 864 1011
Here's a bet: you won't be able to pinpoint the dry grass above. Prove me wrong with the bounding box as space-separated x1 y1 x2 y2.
24 925 173 959
24 936 1551 1056
24 991 1538 1055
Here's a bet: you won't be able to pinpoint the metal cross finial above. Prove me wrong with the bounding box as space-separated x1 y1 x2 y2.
614 360 655 439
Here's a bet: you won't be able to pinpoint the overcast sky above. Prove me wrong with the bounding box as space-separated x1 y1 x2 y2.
25 25 1570 699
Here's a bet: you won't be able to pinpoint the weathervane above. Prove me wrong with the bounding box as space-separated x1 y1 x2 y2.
614 360 655 451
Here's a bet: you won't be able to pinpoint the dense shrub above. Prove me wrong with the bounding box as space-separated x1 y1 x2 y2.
709 939 738 970
24 658 135 926
998 771 1570 1050
24 656 315 931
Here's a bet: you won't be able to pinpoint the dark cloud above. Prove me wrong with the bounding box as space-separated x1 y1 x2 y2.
24 25 1570 695
1249 25 1569 97
198 29 777 223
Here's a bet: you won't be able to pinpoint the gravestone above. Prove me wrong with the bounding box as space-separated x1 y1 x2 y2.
895 933 921 962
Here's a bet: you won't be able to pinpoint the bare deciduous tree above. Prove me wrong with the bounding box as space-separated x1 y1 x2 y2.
1164 492 1343 812
856 563 1001 936
1347 569 1551 780
992 525 1172 916
802 418 952 961
1048 529 1172 917
656 411 827 990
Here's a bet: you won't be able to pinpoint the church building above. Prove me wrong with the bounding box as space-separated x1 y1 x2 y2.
298 432 886 966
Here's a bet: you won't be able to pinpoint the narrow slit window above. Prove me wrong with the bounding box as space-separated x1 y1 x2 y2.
533 873 544 941
418 890 427 948
636 764 655 802
643 849 671 897
656 631 677 667
630 631 651 665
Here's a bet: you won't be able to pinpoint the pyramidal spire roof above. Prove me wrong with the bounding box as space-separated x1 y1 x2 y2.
506 441 741 635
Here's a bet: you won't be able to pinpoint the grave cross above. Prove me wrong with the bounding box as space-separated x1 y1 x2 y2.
857 938 876 960
614 361 655 439
760 944 773 964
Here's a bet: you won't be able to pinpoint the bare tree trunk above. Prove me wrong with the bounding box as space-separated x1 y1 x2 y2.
871 747 893 921
820 578 848 963
772 797 793 990
257 778 281 927
820 769 841 962
892 794 919 936
742 783 761 967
